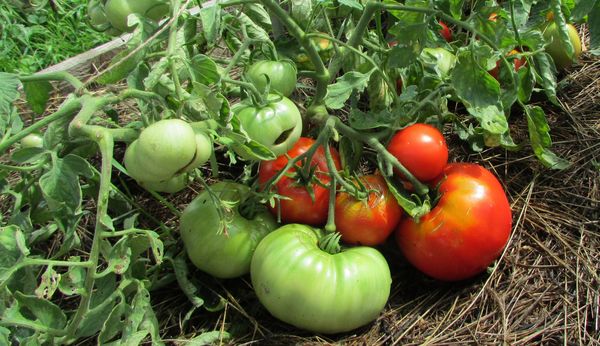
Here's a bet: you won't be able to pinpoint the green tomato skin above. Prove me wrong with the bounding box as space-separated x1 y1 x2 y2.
104 0 169 33
235 95 302 157
139 174 188 193
543 23 582 70
180 182 278 279
251 224 392 334
20 133 44 148
245 60 297 97
124 119 212 185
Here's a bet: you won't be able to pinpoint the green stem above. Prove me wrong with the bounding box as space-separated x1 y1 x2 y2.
330 117 429 196
26 258 93 268
324 173 337 233
222 77 265 104
0 161 47 172
168 0 185 102
257 0 330 106
0 97 81 155
327 1 379 80
19 71 84 90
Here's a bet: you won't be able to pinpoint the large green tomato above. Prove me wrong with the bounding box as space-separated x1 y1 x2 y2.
104 0 170 32
245 60 297 97
251 224 392 334
234 95 302 157
124 119 212 184
180 182 278 278
543 22 582 70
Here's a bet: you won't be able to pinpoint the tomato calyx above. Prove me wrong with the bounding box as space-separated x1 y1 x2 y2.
317 232 342 254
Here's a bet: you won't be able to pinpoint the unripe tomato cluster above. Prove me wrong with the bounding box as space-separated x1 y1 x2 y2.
124 119 213 193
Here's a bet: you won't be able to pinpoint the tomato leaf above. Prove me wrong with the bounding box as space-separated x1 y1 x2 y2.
348 108 396 130
200 3 221 45
382 175 430 219
325 70 374 109
532 52 559 105
189 55 220 85
98 297 127 344
171 255 205 309
58 262 86 296
432 0 464 19
5 291 67 330
11 147 46 164
571 0 596 21
34 265 59 299
524 105 570 169
39 154 92 212
451 47 509 135
589 2 600 53
23 80 52 115
339 136 363 172
549 0 575 59
517 65 535 103
186 331 232 345
97 48 145 85
0 72 20 117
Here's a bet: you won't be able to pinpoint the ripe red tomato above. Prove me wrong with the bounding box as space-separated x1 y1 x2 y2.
396 163 512 281
386 123 448 182
258 137 341 226
335 174 402 246
439 21 452 42
489 49 526 80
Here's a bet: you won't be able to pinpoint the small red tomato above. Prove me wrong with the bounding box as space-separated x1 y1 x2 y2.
489 49 526 80
258 137 341 226
386 123 449 182
439 21 452 42
335 174 402 246
396 163 512 281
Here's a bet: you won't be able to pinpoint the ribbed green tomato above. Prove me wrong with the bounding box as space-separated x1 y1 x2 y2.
543 22 582 70
245 60 297 97
180 182 278 278
234 95 302 157
251 224 392 334
124 119 212 184
104 0 169 32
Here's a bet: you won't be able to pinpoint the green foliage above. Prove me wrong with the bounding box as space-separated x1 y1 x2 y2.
0 0 109 74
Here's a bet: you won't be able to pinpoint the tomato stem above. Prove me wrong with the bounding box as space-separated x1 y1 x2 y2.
324 169 337 233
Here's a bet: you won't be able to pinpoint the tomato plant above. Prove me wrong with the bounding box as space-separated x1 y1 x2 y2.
180 181 278 278
251 224 391 333
234 95 302 158
335 174 402 245
258 137 340 226
386 123 448 182
245 59 298 97
396 163 512 281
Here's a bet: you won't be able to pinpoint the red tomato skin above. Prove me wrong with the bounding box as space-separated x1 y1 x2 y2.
386 123 449 182
439 21 452 42
396 163 512 281
489 49 526 80
335 175 402 246
258 137 341 226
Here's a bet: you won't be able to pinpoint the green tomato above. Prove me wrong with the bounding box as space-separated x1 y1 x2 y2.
87 0 111 31
234 94 302 158
124 119 212 183
245 60 297 97
20 133 44 148
104 0 169 33
543 22 582 70
251 224 392 334
180 181 278 278
420 47 456 77
139 174 189 193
